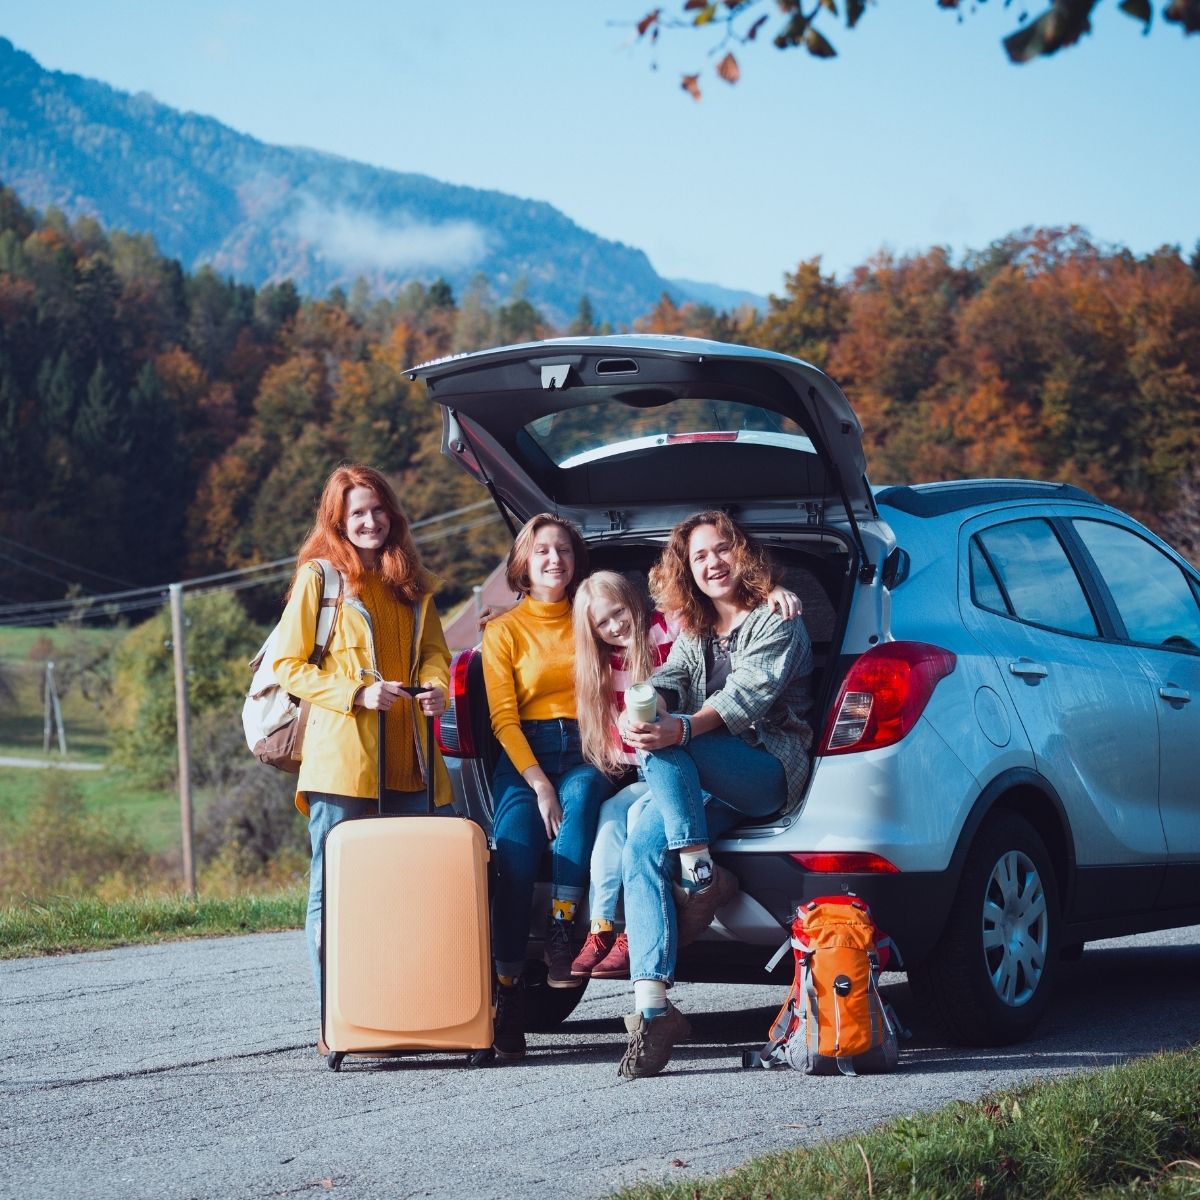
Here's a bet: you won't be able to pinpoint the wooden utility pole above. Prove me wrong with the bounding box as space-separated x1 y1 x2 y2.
169 583 196 896
42 661 67 756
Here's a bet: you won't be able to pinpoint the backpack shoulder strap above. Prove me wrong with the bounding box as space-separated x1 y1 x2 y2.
307 558 344 665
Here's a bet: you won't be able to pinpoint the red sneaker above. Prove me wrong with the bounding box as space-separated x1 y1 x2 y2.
570 929 616 977
590 931 630 979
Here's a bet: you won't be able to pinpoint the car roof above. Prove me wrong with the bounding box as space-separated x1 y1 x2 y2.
875 480 1102 519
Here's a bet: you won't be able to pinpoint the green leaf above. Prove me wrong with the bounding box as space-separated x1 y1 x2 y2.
693 3 718 26
804 25 837 56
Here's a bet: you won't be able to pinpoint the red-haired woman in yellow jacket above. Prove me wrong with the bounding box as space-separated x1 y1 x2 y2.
273 464 451 1014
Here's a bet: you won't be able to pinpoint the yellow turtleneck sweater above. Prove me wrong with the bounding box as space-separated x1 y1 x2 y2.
481 596 575 775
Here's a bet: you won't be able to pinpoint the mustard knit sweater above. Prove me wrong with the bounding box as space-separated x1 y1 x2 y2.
481 596 575 774
358 573 417 792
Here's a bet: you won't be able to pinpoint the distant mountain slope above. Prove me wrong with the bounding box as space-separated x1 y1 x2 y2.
666 276 768 314
0 37 761 326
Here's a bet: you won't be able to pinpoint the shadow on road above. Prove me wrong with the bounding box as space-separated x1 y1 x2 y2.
555 938 1200 1076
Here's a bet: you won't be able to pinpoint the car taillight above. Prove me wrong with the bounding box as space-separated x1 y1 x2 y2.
789 852 900 873
819 641 956 755
435 650 478 758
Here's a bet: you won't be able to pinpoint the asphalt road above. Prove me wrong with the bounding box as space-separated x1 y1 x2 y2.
3 926 1198 1200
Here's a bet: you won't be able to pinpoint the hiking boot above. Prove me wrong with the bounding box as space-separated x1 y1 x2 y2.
571 929 616 977
590 931 630 979
492 977 527 1061
676 863 739 946
545 919 583 988
617 1002 692 1079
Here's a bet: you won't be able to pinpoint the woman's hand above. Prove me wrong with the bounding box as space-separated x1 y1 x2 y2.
414 684 446 718
477 601 515 630
355 680 403 711
768 585 803 620
621 715 685 752
533 779 564 839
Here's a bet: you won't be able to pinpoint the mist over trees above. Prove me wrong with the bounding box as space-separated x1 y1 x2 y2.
1 182 1198 619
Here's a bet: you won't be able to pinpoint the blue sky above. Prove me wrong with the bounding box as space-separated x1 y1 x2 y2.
3 1 1197 298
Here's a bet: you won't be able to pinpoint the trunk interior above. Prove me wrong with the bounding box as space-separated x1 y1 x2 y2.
462 529 857 827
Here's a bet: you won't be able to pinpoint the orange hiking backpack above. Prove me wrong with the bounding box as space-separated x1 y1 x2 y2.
742 894 902 1076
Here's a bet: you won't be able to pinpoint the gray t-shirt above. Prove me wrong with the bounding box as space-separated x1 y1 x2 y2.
704 625 742 696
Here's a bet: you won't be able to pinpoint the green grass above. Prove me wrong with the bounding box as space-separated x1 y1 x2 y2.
0 624 120 661
0 890 305 958
611 1047 1200 1200
0 625 118 764
0 765 180 853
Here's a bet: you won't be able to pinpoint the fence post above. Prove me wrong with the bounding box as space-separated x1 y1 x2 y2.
169 583 196 896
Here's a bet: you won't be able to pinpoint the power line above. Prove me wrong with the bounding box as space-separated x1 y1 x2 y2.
0 549 97 590
0 533 137 587
0 503 503 626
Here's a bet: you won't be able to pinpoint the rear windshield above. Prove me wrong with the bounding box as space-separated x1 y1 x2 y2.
524 398 816 468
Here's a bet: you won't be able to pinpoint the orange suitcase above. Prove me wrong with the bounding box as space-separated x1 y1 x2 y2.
321 707 493 1070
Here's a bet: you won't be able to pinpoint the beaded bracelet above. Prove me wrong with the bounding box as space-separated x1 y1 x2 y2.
677 713 692 747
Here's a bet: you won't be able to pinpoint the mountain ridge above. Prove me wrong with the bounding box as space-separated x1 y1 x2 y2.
0 37 766 326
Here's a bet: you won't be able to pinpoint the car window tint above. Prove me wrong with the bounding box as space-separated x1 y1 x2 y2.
1073 519 1200 651
977 519 1098 635
969 538 1010 614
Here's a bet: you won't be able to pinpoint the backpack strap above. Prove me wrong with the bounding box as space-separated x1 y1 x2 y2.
308 558 344 665
290 560 344 763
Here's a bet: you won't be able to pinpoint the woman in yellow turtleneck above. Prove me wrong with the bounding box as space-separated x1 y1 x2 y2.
481 513 613 1060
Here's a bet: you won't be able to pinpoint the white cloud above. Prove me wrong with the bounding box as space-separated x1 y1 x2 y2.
291 198 488 273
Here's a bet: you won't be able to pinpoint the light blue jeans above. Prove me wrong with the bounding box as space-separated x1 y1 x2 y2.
622 729 787 984
305 789 449 1001
588 779 651 923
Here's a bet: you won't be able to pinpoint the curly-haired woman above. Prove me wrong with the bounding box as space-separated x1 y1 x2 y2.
616 510 813 1079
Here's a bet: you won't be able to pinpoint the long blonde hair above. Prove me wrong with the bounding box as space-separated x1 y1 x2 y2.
573 572 655 777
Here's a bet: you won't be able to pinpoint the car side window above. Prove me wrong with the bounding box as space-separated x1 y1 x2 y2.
1072 519 1200 652
975 519 1098 636
969 538 1010 614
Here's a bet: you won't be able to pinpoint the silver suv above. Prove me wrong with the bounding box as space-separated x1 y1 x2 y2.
409 335 1200 1046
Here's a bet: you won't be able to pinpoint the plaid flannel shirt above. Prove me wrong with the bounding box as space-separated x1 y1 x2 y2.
650 604 814 807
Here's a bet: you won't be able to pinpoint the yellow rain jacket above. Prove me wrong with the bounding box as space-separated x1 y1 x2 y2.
272 560 453 814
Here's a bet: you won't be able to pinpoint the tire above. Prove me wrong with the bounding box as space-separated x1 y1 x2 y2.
522 958 588 1031
908 810 1060 1046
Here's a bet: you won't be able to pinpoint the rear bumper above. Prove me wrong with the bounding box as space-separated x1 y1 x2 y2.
720 851 958 965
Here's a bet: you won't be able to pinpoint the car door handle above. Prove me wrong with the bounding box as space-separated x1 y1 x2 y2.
1158 685 1192 703
1008 659 1048 678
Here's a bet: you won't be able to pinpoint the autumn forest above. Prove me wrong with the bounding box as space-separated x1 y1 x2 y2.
1 184 1198 618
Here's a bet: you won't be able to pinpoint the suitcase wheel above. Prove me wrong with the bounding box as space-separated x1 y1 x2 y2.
326 1052 345 1072
467 1048 495 1068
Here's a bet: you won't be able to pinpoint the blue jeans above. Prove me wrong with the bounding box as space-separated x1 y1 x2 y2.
490 719 613 967
305 789 448 1001
623 729 787 984
588 779 651 923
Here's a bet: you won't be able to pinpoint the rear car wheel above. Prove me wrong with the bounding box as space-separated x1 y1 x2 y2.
523 959 588 1031
908 810 1060 1046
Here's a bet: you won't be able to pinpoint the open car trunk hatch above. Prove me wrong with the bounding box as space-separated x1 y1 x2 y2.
408 336 874 541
